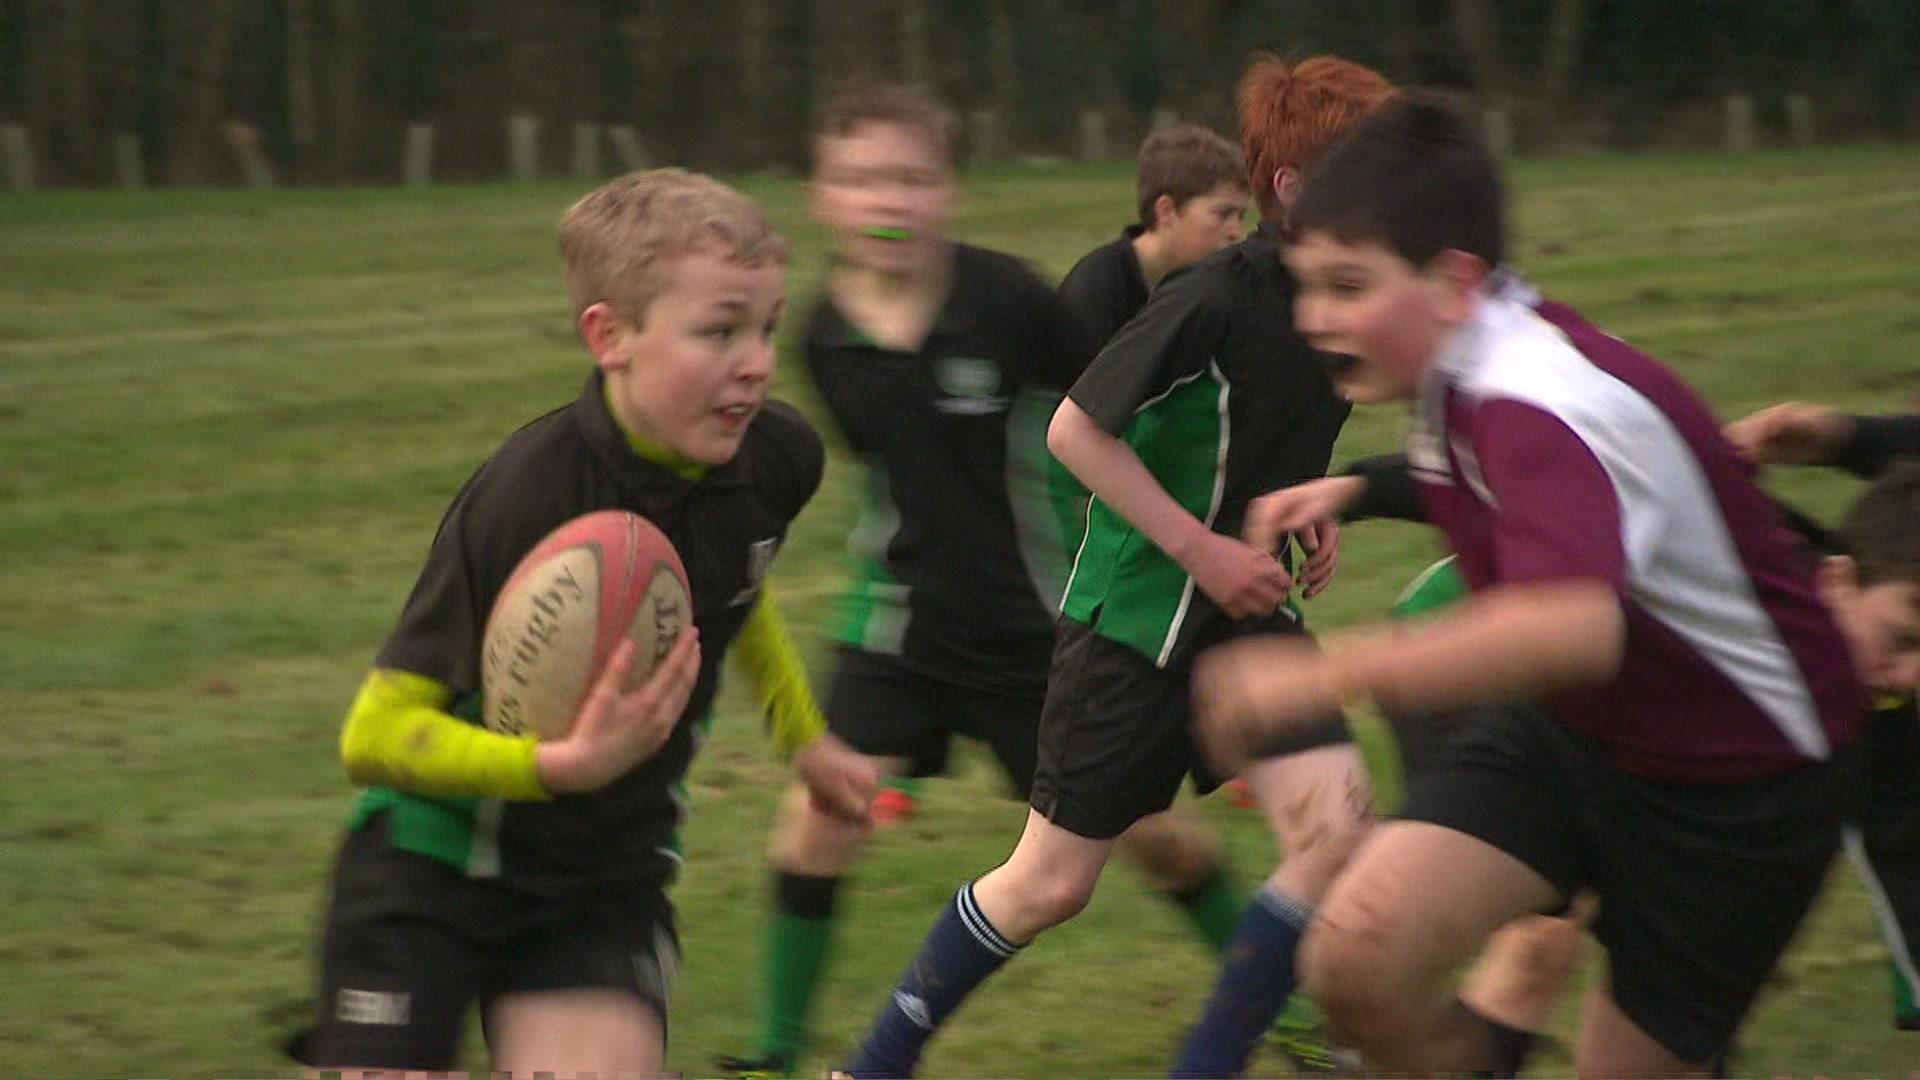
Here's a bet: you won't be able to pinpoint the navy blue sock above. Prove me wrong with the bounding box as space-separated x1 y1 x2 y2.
841 881 1021 1077
1170 886 1313 1078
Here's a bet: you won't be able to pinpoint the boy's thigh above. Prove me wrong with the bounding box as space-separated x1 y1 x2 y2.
495 877 679 1022
1587 751 1845 1065
1029 619 1197 840
294 822 498 1071
486 988 665 1077
824 647 966 779
1308 819 1562 990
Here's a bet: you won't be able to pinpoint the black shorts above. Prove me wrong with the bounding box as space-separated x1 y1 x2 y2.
825 647 1041 797
288 813 679 1072
1031 616 1351 840
1381 705 1486 794
1400 704 1851 1064
1844 700 1920 1027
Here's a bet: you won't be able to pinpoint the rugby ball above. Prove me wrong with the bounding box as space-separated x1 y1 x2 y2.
480 510 692 740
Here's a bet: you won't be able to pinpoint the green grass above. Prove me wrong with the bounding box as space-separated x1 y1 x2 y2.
2 146 1918 1077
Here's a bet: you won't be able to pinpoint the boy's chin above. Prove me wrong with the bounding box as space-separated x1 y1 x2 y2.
1333 373 1403 405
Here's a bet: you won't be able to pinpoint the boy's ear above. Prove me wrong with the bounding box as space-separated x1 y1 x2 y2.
1429 248 1493 322
1273 166 1301 212
579 302 628 371
1151 192 1178 231
1817 554 1861 601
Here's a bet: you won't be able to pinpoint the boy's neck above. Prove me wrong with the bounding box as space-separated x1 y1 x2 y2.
601 377 708 480
830 241 954 351
834 239 953 302
1130 229 1175 288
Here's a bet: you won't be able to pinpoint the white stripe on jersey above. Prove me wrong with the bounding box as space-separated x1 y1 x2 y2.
1449 299 1828 759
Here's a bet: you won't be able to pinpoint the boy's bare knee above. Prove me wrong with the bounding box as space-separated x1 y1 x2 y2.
1300 915 1413 1042
770 783 871 874
1028 871 1096 927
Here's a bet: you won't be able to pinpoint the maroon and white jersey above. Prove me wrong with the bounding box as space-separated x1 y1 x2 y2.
1409 289 1864 782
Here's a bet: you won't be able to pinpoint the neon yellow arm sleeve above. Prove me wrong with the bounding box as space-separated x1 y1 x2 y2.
338 668 550 800
733 586 828 758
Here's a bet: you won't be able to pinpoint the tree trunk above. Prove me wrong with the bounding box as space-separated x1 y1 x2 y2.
1448 0 1509 103
899 0 929 87
166 0 243 183
741 0 769 110
1537 0 1591 106
986 0 1016 118
57 0 88 178
286 0 316 171
320 0 363 179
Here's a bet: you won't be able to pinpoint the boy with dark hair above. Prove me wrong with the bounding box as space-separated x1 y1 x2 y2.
721 85 1243 1078
1058 123 1249 348
1203 96 1864 1075
288 169 878 1077
1730 403 1920 1032
839 56 1394 1079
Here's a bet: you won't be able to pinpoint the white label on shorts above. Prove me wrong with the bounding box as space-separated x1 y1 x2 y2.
336 988 410 1026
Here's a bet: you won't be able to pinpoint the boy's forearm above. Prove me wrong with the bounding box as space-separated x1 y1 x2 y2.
1327 579 1625 717
732 587 828 757
340 669 550 800
1047 398 1212 563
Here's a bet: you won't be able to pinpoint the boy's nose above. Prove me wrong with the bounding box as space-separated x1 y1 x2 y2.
1294 293 1329 337
738 337 776 380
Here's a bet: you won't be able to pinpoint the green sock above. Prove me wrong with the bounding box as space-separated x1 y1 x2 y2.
755 872 841 1060
1893 957 1920 1030
1272 992 1326 1035
1169 866 1242 954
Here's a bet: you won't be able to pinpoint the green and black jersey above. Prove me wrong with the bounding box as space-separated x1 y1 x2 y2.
803 243 1095 697
1061 229 1352 666
355 371 823 890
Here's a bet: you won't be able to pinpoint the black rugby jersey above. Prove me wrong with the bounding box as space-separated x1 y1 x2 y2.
803 243 1094 696
357 370 823 889
1061 228 1352 665
1058 225 1150 350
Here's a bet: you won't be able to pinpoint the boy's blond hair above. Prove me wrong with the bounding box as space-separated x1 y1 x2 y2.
559 168 790 325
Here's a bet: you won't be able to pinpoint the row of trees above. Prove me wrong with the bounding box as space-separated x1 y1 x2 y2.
1 0 1916 188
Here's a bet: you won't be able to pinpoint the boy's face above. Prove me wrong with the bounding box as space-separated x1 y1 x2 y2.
1284 230 1471 404
810 121 955 275
1157 182 1249 269
595 246 786 465
1820 558 1920 694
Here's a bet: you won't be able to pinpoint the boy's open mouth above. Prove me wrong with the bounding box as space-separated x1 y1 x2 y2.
1320 351 1363 377
863 225 912 242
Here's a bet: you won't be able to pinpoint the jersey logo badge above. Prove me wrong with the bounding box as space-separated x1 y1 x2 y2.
729 537 780 606
934 356 1009 415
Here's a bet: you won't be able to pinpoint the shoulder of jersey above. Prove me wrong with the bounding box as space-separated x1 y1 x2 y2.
471 402 582 491
956 242 1046 289
749 398 815 444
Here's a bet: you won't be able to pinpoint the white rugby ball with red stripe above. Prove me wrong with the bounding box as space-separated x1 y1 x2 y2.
481 510 691 740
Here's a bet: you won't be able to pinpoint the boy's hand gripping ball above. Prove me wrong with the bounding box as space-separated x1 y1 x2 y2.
481 510 692 740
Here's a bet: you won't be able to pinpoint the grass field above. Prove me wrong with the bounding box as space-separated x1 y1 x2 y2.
3 145 1919 1078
